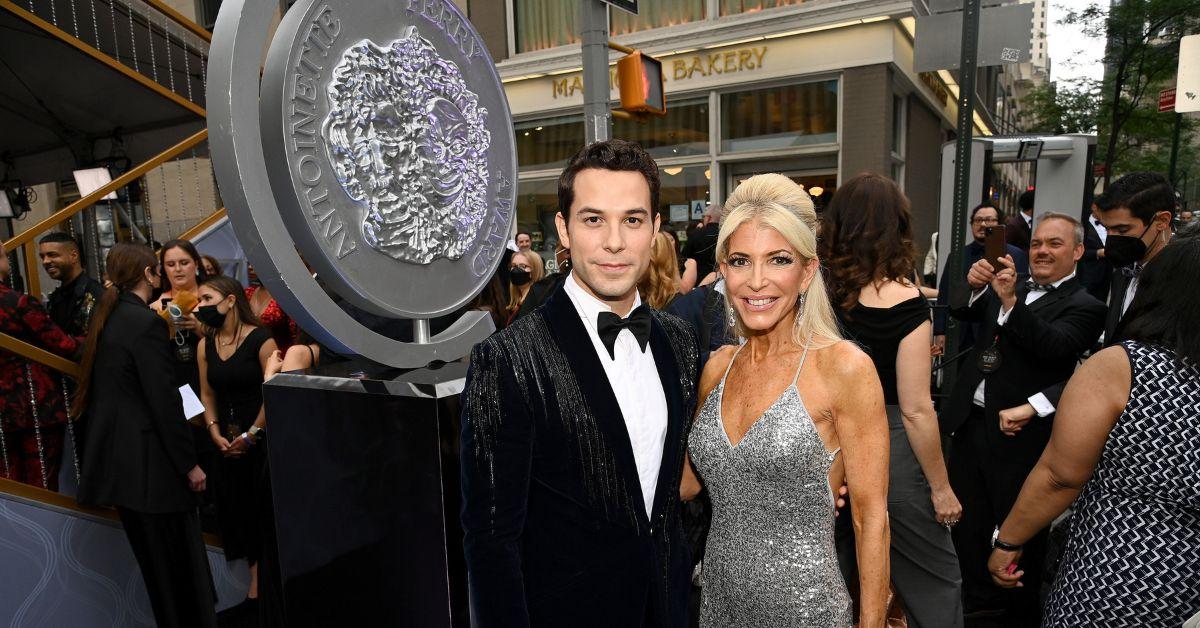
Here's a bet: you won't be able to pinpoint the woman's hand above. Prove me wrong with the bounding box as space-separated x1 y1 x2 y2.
209 425 232 452
266 350 284 376
186 465 207 492
225 434 251 456
931 486 963 526
988 547 1024 588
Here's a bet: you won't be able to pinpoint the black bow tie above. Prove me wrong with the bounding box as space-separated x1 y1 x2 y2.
1024 279 1059 292
596 305 652 360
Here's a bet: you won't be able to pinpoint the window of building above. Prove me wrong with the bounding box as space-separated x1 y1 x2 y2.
613 98 710 160
513 0 581 54
515 114 585 173
611 0 706 36
659 164 712 231
720 80 838 152
719 0 805 15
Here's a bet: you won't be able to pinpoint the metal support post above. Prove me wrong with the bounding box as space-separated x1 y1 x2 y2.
941 0 983 399
580 0 611 144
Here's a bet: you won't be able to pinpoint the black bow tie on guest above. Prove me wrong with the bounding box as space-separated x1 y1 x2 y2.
1024 279 1059 292
596 305 652 360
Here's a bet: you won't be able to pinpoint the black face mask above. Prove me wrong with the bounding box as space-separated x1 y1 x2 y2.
194 304 228 329
509 267 532 287
1105 223 1153 268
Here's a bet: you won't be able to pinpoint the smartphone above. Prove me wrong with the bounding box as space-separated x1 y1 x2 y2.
984 224 1007 271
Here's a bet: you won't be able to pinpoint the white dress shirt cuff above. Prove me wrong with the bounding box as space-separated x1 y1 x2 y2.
969 286 989 306
1028 393 1055 417
996 304 1013 326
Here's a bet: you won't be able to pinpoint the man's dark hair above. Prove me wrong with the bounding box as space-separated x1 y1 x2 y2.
557 139 660 221
1017 189 1035 213
1118 234 1200 365
971 203 1003 222
38 231 84 263
515 230 532 240
1103 172 1175 225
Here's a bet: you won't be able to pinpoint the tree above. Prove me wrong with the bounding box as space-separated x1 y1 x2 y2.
1020 77 1101 135
1054 0 1200 187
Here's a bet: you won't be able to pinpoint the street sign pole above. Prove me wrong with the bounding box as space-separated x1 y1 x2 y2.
581 0 611 144
942 0 984 400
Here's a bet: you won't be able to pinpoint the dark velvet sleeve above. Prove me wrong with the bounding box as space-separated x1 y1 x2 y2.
460 340 533 628
133 315 197 475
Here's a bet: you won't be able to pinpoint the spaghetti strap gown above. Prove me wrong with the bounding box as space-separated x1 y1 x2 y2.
688 342 853 627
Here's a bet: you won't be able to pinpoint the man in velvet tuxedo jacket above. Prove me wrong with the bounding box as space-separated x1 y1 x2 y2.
943 213 1105 622
461 140 699 628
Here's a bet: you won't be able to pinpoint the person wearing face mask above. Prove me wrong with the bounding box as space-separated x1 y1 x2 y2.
514 245 572 321
1093 172 1176 341
195 276 277 621
503 250 543 326
75 243 216 628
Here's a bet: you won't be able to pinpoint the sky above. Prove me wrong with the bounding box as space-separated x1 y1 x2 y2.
1046 0 1108 83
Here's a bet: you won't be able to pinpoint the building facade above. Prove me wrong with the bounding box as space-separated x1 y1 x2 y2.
465 0 1028 264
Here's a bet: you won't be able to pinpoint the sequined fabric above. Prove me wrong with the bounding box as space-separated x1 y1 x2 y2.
688 352 852 627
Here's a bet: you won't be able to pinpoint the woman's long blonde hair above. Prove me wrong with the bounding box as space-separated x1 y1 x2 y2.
716 173 842 348
505 251 544 318
639 232 682 310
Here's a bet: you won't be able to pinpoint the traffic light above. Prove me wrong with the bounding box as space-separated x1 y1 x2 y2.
617 50 666 117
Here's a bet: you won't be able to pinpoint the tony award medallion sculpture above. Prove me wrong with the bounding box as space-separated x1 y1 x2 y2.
209 0 515 368
208 1 514 624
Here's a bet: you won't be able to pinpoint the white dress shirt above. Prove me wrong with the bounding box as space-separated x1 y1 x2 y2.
1090 215 1108 246
970 272 1075 413
562 273 668 517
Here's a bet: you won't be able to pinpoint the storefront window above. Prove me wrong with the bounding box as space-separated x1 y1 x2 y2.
720 80 838 152
658 164 712 235
719 0 805 15
516 114 585 172
515 178 560 261
513 0 580 53
613 98 710 160
611 0 706 37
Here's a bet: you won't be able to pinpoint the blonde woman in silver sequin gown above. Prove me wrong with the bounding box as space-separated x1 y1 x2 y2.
682 174 892 628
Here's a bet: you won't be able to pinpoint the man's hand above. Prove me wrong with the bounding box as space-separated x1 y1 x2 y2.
999 403 1037 436
991 255 1018 312
967 259 996 290
932 335 946 357
833 484 848 516
186 465 207 492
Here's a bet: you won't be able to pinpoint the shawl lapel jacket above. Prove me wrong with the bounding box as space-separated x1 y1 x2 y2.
461 288 700 628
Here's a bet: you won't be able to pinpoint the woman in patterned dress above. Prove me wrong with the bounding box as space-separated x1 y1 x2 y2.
988 234 1200 626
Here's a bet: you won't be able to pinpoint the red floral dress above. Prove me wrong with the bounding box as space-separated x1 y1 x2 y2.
0 284 79 431
245 286 297 352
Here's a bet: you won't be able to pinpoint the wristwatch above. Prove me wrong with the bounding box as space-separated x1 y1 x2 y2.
991 526 1022 551
248 426 264 443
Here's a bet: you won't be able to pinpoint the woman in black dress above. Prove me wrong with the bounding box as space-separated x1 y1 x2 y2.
819 174 964 627
195 276 277 617
75 243 217 627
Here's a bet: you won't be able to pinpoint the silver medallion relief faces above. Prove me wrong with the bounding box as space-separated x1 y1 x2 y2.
260 0 515 319
324 28 492 265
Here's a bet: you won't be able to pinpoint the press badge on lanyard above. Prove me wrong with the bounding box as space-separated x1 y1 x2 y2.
978 333 1002 374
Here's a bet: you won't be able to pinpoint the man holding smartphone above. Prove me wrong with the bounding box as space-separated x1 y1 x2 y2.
934 204 1029 356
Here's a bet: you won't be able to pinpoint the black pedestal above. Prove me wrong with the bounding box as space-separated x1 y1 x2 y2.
263 360 467 627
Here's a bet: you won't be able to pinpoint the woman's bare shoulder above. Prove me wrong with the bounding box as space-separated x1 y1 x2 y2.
822 340 877 382
699 345 738 396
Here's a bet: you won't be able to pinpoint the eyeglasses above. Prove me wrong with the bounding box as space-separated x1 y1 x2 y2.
971 218 1000 226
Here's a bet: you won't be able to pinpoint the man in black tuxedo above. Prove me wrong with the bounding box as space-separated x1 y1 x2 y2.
1076 204 1111 303
1027 172 1178 415
944 212 1105 626
1004 189 1035 253
460 140 699 628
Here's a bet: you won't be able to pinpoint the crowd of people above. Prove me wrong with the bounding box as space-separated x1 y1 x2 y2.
0 136 1195 628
